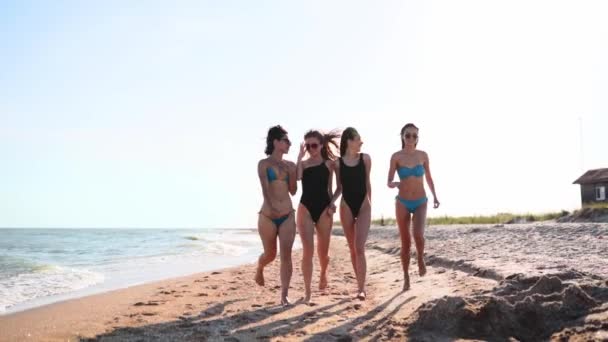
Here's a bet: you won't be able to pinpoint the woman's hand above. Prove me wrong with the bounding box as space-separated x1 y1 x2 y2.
388 181 400 189
326 203 337 216
298 142 306 162
433 198 440 209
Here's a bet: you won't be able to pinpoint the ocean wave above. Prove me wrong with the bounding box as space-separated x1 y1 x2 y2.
200 241 250 257
0 265 104 312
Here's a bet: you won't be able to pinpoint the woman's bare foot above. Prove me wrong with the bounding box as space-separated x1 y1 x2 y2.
402 273 410 292
281 296 293 306
255 266 264 286
319 273 328 290
303 291 311 304
356 291 366 300
418 259 427 276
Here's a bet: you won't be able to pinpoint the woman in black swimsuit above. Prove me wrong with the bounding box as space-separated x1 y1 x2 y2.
330 127 372 300
296 129 340 304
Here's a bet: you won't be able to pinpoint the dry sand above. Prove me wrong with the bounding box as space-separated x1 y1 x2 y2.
1 222 607 341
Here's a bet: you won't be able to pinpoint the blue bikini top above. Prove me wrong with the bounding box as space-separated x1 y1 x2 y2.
267 167 289 183
397 164 424 179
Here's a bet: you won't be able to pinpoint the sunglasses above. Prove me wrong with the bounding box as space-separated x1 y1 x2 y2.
404 133 418 140
305 143 319 150
280 137 291 145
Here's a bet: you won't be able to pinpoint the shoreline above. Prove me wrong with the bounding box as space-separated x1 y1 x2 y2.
1 222 607 341
0 256 258 316
0 227 291 315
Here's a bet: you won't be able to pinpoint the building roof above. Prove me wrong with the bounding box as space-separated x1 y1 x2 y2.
573 168 608 184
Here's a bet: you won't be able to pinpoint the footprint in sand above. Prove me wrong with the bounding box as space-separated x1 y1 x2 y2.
133 301 163 306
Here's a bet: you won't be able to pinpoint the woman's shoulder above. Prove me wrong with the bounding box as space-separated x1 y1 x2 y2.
258 158 269 168
416 150 428 158
415 150 429 163
284 160 297 170
391 150 404 159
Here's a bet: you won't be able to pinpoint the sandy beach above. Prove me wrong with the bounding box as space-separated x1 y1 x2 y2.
1 222 607 341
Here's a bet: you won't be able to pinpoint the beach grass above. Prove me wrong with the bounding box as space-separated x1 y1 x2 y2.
369 210 571 226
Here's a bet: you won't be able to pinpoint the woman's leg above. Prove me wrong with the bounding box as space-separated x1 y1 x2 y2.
297 204 315 302
278 212 296 305
354 200 371 299
412 202 428 276
256 214 278 286
316 208 333 290
395 200 412 291
340 201 357 280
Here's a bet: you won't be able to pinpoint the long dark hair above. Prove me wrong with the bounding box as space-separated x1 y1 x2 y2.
340 127 360 157
304 129 340 161
265 125 288 155
400 123 418 148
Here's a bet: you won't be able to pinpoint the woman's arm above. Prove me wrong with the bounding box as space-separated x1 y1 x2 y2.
326 160 336 215
364 153 372 202
423 152 440 208
326 160 334 199
296 142 306 181
387 152 400 188
288 161 297 196
258 160 276 213
329 159 342 208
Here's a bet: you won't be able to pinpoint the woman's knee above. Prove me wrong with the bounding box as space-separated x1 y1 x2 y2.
302 246 314 259
413 231 425 244
263 249 277 261
355 244 366 257
280 250 292 262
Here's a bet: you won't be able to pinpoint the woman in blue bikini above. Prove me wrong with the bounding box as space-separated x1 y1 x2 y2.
256 125 298 305
387 123 440 291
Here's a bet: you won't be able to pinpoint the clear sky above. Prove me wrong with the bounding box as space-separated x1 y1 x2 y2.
1 1 607 228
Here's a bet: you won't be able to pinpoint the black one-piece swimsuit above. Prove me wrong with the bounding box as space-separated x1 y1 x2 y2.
300 162 331 223
340 154 367 218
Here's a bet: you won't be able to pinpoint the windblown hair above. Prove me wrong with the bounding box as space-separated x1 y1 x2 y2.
304 129 340 161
